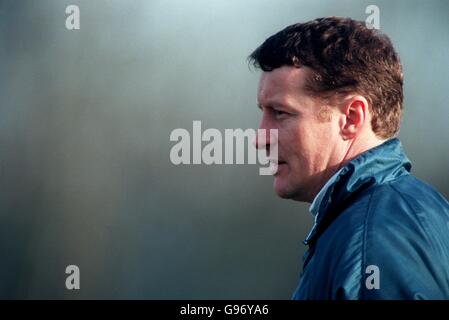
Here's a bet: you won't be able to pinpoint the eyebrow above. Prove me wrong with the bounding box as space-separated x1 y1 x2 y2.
258 102 292 111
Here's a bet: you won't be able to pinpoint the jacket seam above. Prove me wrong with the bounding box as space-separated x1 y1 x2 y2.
360 185 377 300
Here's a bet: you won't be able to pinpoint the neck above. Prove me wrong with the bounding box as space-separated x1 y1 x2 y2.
307 134 388 203
340 134 387 169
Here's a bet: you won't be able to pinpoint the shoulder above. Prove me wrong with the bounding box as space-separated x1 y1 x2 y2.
361 176 449 299
365 175 449 251
314 175 449 299
369 175 449 218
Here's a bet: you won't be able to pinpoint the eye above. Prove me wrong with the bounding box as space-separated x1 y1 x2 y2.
273 109 288 119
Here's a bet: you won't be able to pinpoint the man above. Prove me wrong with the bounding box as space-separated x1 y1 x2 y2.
249 17 449 299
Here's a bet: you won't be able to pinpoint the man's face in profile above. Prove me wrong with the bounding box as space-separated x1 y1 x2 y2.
257 66 342 202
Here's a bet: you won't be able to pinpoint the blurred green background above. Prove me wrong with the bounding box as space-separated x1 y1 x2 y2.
0 0 448 299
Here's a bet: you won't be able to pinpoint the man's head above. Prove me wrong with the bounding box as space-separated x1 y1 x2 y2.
250 17 404 202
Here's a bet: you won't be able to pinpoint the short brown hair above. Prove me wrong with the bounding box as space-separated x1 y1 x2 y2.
249 17 404 138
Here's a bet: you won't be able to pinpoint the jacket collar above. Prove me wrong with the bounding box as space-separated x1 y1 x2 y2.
303 138 412 245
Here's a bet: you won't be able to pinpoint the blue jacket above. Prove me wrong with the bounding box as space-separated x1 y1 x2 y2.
292 138 449 300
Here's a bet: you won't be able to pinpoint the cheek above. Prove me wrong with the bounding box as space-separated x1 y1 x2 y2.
307 117 338 144
278 124 302 153
281 121 335 166
279 126 309 165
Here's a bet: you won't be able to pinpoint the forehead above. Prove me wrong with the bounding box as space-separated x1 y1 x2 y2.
257 66 311 105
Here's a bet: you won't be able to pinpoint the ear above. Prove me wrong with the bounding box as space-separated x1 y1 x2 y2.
339 96 369 140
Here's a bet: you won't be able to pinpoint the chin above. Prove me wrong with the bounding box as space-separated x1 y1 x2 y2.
274 178 308 201
274 179 295 199
275 190 293 199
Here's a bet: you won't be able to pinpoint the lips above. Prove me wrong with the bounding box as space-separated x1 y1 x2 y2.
270 159 287 175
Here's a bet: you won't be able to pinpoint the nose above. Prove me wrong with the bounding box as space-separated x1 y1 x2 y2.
254 112 273 150
254 129 270 150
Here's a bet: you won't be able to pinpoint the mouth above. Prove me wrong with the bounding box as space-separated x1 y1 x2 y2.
269 159 287 175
